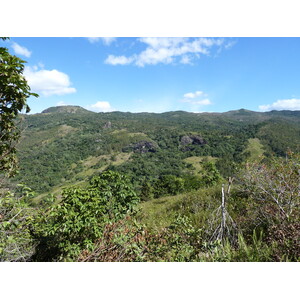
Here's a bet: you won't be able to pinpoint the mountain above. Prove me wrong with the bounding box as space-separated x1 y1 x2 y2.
13 106 300 198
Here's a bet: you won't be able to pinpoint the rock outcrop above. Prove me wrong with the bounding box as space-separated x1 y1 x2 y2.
103 121 112 129
123 140 158 153
180 135 206 146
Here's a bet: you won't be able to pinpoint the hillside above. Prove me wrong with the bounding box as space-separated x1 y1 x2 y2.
13 106 300 198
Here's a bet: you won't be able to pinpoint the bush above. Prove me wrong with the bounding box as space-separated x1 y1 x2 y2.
0 185 36 261
33 171 139 261
235 153 300 261
153 175 185 198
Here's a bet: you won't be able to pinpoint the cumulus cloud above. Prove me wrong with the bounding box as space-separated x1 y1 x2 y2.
180 90 212 106
86 101 114 112
87 37 116 45
11 42 32 58
24 66 76 97
259 99 300 111
105 37 232 67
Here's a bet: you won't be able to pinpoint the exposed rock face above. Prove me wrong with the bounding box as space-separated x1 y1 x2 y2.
133 141 158 153
180 135 206 146
180 136 193 146
191 135 206 145
123 140 158 153
103 121 112 129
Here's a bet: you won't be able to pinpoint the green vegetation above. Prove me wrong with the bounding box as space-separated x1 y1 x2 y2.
243 138 265 162
0 185 36 261
5 134 300 262
2 153 297 262
77 153 300 262
11 106 300 199
1 70 300 263
1 104 299 262
0 40 37 261
0 37 38 176
33 171 139 261
1 37 299 262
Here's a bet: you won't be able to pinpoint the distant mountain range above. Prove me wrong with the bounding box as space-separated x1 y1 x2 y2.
40 105 300 116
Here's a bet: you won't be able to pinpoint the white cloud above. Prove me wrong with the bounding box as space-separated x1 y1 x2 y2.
101 37 116 46
105 37 232 67
86 101 114 112
182 98 212 105
259 99 300 111
11 42 31 58
191 99 212 105
180 55 192 65
183 91 204 99
24 66 76 97
105 55 134 65
224 40 237 50
87 37 116 45
139 37 188 49
180 90 212 106
32 62 45 70
87 37 100 43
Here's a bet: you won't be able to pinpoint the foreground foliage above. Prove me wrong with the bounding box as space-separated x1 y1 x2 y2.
1 155 299 262
33 171 139 261
0 38 38 176
0 185 36 261
78 154 299 262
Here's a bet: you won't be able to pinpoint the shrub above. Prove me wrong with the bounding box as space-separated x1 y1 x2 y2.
33 171 139 261
0 185 36 261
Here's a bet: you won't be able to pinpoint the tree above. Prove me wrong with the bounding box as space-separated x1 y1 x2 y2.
140 180 154 201
201 161 222 186
153 175 185 198
0 38 38 261
0 38 38 176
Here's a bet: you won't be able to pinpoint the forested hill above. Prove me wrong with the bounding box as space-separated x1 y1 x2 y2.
14 106 300 196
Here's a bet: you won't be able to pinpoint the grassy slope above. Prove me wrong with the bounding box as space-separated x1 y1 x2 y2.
243 138 265 163
184 156 217 174
137 185 221 230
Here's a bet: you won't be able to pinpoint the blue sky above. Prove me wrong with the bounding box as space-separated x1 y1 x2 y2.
2 37 300 114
